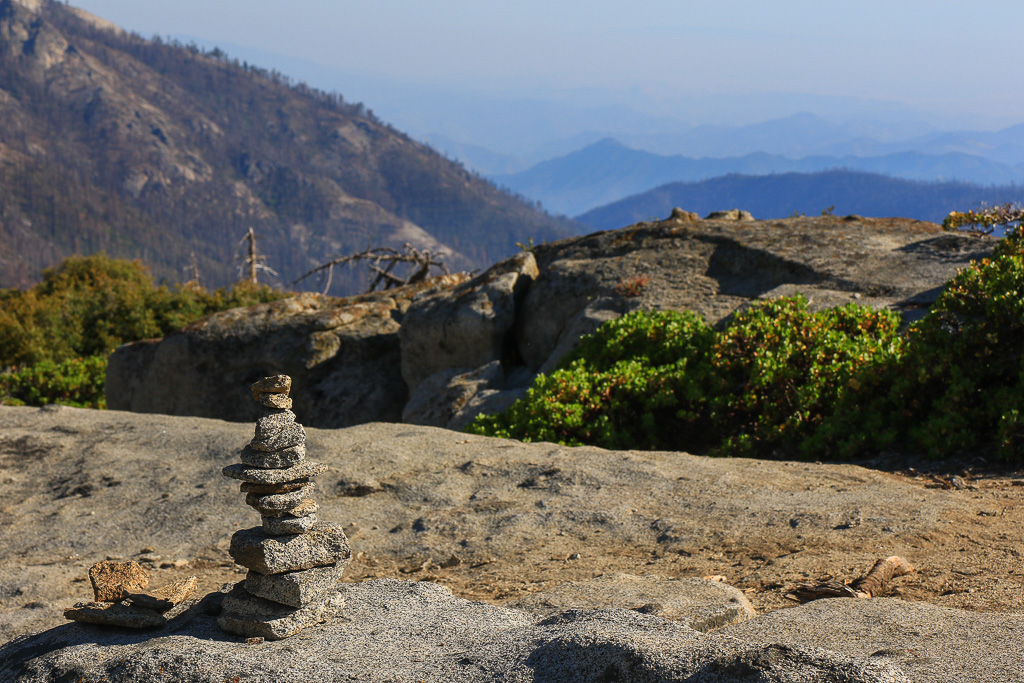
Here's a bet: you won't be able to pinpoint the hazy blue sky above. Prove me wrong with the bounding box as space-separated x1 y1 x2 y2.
68 0 1024 145
70 2 1023 108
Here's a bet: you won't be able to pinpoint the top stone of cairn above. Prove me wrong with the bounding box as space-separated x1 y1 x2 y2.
251 374 293 409
251 375 292 398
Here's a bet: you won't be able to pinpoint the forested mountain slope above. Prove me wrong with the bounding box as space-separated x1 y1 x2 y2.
0 0 578 292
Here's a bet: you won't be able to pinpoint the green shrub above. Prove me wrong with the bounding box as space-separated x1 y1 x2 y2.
0 254 288 367
470 310 718 450
477 223 1024 462
890 226 1024 459
0 253 290 408
0 356 107 408
468 299 903 458
709 298 902 457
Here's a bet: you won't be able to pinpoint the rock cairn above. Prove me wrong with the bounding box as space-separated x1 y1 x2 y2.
218 375 351 640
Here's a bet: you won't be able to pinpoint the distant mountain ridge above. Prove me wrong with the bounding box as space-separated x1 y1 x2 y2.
0 0 579 292
492 138 1024 217
578 170 1024 231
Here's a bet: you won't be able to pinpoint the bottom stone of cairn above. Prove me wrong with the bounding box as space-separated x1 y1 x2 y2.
217 584 345 640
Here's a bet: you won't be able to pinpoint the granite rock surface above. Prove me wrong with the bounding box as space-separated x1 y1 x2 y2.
2 579 916 682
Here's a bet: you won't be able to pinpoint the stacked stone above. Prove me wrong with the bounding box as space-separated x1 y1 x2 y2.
217 375 351 640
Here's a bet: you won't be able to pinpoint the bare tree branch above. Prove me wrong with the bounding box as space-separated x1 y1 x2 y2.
293 244 452 294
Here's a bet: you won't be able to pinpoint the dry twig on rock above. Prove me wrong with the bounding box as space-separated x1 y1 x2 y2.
293 243 451 294
786 555 914 603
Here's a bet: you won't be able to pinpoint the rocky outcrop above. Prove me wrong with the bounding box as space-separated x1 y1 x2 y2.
399 252 538 394
106 214 994 430
106 275 467 427
399 213 993 428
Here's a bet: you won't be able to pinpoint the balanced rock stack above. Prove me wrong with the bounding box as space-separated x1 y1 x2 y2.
218 375 351 640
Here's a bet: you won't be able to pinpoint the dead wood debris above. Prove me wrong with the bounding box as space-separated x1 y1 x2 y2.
293 244 451 294
786 555 914 603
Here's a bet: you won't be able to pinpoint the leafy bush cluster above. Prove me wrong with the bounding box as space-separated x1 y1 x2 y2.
470 298 902 458
471 226 1024 462
0 357 109 409
0 254 288 408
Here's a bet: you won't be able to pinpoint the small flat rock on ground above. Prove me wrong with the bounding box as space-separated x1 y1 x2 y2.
2 579 910 682
89 560 148 602
511 572 755 632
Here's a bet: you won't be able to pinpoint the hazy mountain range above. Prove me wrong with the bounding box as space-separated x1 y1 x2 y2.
492 137 1024 217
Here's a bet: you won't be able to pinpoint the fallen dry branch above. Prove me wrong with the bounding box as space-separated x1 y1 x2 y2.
786 555 914 603
293 244 451 294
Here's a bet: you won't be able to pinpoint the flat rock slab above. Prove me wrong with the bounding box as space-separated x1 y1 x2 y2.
4 409 1024 647
89 560 148 602
217 583 343 640
240 480 309 495
259 498 318 519
223 460 327 484
229 522 350 574
511 572 755 632
63 601 165 629
251 375 292 397
248 423 305 453
3 579 908 682
721 597 1024 683
244 484 315 512
245 563 348 608
263 513 318 536
124 576 198 613
259 393 293 410
240 444 306 468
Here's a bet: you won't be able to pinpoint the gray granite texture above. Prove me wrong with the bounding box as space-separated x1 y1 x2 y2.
244 484 314 513
223 461 327 484
240 444 306 468
1 579 914 682
262 513 318 536
253 410 296 442
248 423 305 453
229 523 350 574
217 584 343 640
244 563 348 608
